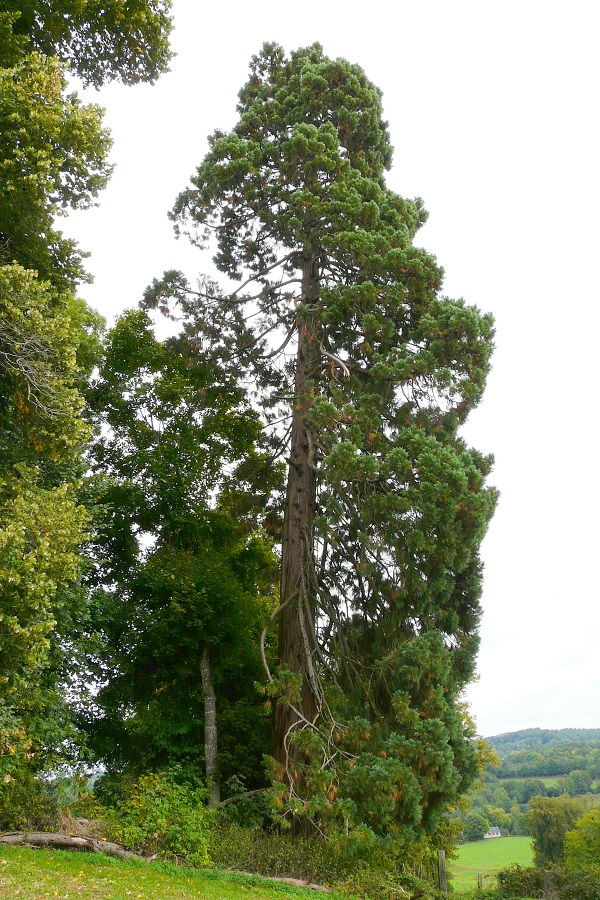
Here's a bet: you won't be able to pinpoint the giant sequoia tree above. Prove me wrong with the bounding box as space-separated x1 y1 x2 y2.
154 43 497 838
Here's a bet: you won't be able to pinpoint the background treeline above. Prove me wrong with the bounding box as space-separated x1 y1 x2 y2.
489 729 600 779
454 729 600 842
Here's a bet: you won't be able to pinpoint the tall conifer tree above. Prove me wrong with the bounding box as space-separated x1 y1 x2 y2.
159 43 497 836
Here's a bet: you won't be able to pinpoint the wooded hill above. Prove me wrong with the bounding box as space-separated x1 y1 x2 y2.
455 729 600 842
488 729 600 755
486 729 600 780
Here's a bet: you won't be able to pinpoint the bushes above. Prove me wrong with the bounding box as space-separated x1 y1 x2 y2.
208 819 337 882
496 862 600 900
209 818 445 899
0 769 448 899
0 775 60 831
108 772 210 867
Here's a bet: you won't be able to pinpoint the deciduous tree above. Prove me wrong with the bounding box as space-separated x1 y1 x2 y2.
80 309 280 802
1 1 173 86
0 0 171 799
564 809 600 872
528 796 590 865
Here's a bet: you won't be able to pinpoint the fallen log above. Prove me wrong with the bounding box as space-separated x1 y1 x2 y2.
0 833 332 890
231 870 331 892
0 832 145 862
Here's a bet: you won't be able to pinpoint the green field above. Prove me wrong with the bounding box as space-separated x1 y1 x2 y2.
0 846 337 900
450 836 533 891
497 776 563 788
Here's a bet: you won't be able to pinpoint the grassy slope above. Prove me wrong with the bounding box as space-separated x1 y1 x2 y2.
0 846 338 900
496 776 563 787
450 836 533 891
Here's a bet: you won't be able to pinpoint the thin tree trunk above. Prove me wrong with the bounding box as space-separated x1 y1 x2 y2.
273 250 320 775
200 643 220 806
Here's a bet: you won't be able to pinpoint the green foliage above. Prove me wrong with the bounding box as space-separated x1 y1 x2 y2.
167 41 496 842
487 729 600 779
563 770 593 796
340 869 445 900
210 819 444 899
266 632 486 841
495 863 545 898
0 266 92 786
209 820 337 883
79 308 280 788
463 729 600 843
0 771 61 830
0 54 112 286
527 796 590 865
489 728 600 753
564 809 600 872
1 0 173 86
497 862 600 900
109 771 211 867
0 0 171 791
463 812 490 841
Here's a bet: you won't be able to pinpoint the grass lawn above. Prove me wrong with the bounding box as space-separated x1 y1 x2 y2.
450 836 533 892
0 846 339 900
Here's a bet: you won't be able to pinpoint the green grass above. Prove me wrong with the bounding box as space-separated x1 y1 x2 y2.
450 836 533 891
0 845 339 900
497 776 563 788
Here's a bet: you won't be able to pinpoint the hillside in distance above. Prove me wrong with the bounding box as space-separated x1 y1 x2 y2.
486 728 600 755
484 728 600 780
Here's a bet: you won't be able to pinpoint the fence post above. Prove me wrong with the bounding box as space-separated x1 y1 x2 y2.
437 849 448 893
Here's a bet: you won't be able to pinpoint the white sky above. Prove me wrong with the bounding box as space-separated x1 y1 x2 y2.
65 0 600 738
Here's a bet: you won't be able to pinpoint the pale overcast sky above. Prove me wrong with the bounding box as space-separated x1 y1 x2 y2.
65 0 600 738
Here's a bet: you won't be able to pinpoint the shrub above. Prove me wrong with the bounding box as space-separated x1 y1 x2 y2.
209 818 444 899
209 819 336 881
339 868 445 900
497 862 600 900
496 863 544 897
0 774 60 831
219 776 274 829
109 772 210 866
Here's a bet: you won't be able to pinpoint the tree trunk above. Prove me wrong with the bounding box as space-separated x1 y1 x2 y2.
200 643 220 806
0 832 144 861
273 250 320 775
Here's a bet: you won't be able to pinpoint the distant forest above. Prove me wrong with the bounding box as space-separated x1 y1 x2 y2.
486 729 600 779
488 729 600 753
454 729 600 841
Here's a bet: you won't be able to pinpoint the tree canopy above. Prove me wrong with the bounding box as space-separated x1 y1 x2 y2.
0 0 171 800
1 1 173 86
79 308 280 799
155 42 497 840
528 796 590 865
1 22 498 857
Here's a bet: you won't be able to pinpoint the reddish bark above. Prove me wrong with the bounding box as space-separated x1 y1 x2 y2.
273 251 320 770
